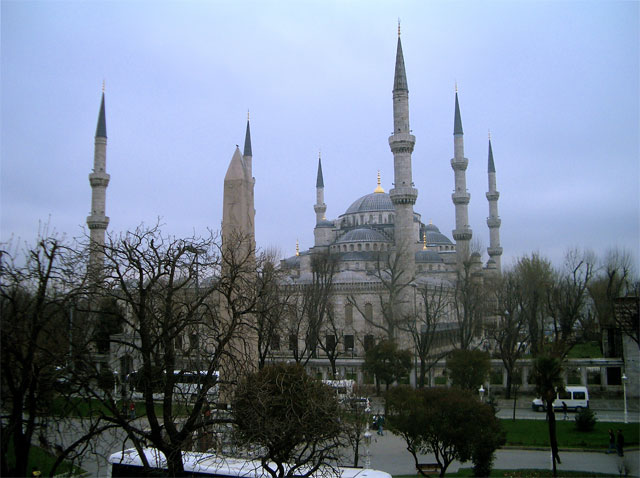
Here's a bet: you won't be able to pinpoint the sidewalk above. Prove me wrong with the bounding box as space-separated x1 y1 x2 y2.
362 431 638 477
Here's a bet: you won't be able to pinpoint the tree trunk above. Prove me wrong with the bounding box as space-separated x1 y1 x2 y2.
546 401 561 477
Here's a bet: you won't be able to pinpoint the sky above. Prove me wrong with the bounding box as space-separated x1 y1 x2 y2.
1 0 639 271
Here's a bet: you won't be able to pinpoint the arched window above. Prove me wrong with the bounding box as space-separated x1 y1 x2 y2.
357 244 362 251
345 303 353 327
349 244 354 251
364 303 373 322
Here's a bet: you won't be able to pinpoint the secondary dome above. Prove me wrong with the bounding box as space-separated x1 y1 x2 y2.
345 192 394 215
423 223 453 245
335 228 391 244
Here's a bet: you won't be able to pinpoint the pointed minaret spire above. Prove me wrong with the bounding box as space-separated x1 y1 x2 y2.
454 90 463 136
393 33 408 92
486 134 502 273
243 111 252 158
316 152 324 188
95 92 107 138
389 25 417 283
87 89 110 281
450 88 472 268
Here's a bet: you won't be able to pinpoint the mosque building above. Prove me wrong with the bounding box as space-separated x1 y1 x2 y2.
88 29 503 386
219 29 503 383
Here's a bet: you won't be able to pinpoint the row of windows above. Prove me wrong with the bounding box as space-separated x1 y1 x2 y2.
332 242 393 253
282 333 376 353
342 213 395 228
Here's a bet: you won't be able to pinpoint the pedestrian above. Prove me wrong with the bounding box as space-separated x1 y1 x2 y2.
616 429 624 457
562 401 568 420
606 429 616 454
129 401 136 419
377 414 384 436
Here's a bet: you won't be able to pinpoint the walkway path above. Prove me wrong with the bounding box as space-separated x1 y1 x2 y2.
363 432 638 477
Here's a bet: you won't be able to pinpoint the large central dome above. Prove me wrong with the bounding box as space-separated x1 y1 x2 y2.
345 192 394 215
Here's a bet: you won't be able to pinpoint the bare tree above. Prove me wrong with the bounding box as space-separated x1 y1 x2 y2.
253 249 292 369
285 252 336 366
590 248 638 349
317 307 345 379
399 282 451 388
81 224 260 476
546 248 596 357
349 249 413 341
513 253 554 356
451 255 487 350
0 234 99 477
486 269 530 399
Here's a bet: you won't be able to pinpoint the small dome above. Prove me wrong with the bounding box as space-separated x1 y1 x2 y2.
415 250 443 263
423 223 453 245
345 192 394 215
335 228 391 244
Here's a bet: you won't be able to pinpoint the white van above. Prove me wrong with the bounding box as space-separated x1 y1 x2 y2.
532 386 589 412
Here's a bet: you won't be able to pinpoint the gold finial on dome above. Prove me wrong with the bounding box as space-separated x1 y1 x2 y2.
429 219 433 225
295 239 300 257
374 170 385 193
423 233 427 250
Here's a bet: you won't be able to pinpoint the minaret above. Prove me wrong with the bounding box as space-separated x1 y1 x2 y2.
486 134 503 272
388 24 417 280
243 113 256 254
450 88 472 267
87 90 110 280
314 153 326 225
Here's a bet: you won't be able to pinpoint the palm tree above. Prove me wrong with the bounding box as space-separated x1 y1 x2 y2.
532 354 564 477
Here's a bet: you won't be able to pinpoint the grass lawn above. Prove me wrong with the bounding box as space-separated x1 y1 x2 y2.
396 469 617 477
5 443 84 477
500 419 638 449
566 342 603 359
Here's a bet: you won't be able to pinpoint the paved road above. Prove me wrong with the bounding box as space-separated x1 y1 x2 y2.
363 431 638 477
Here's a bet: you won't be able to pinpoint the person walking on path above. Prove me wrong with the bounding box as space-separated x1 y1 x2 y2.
606 429 616 454
377 415 384 436
562 401 568 420
616 429 625 457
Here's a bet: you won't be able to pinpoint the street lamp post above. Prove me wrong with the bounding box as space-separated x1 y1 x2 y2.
364 430 372 468
622 373 628 424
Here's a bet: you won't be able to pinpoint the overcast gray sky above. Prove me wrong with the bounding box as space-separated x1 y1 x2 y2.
2 0 638 270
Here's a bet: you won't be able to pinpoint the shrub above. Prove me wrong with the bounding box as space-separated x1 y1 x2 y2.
574 407 597 432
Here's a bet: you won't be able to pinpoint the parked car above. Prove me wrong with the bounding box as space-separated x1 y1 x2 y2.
531 386 589 412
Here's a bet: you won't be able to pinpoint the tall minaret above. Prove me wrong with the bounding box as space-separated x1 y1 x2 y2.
486 134 503 272
388 24 417 280
87 90 110 279
243 113 256 254
450 88 472 267
314 153 326 225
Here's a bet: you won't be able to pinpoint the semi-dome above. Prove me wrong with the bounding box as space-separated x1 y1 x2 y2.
335 228 391 244
345 192 394 215
423 223 453 245
415 250 443 263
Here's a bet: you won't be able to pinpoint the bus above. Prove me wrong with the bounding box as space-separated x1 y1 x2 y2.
126 370 219 402
109 447 392 478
